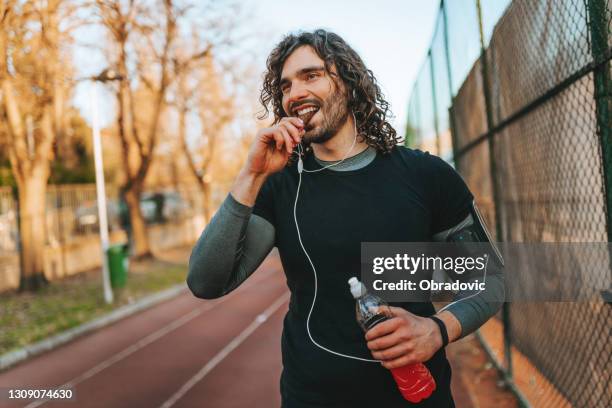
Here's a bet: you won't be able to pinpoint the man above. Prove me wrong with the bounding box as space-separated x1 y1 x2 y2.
187 29 504 407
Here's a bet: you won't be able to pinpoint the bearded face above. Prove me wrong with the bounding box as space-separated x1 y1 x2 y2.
280 46 351 145
291 86 349 144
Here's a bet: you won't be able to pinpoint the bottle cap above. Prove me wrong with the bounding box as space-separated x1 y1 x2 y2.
348 277 366 299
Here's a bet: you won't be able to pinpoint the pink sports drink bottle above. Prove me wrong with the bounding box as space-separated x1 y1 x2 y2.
348 277 436 403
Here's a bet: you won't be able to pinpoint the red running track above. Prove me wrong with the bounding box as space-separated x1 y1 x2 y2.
0 253 288 408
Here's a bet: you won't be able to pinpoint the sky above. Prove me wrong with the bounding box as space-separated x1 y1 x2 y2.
73 0 440 137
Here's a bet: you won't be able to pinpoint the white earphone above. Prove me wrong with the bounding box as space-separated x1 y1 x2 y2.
293 112 380 363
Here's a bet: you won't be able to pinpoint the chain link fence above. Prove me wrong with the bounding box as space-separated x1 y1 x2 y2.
406 0 611 406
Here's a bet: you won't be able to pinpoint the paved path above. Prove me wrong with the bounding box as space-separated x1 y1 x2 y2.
0 251 515 407
0 254 286 408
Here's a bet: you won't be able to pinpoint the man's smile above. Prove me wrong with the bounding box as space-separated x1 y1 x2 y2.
293 104 320 125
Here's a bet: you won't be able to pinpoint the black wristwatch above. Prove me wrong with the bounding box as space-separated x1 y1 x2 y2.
428 316 449 348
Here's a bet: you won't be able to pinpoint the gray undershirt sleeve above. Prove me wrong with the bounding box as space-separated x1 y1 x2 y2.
187 193 275 299
444 273 504 338
433 215 505 338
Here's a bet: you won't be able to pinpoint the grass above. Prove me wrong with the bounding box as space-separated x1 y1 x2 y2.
0 258 188 356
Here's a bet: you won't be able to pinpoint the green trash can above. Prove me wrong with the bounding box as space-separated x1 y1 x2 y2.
107 243 129 288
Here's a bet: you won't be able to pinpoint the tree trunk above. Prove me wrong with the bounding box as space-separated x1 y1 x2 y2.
201 180 211 223
17 170 49 291
177 107 213 223
123 185 151 260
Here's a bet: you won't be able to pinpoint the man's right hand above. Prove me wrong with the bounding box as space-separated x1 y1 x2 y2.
245 117 304 175
230 117 304 207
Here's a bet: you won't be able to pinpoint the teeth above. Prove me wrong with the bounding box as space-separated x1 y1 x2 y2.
297 106 318 116
297 107 318 126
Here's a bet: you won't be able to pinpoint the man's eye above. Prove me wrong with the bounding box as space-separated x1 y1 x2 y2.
281 84 290 94
306 73 319 80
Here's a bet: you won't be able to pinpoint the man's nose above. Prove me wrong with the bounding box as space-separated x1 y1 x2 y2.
287 83 309 107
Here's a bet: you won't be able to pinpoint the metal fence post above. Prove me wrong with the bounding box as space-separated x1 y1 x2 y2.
414 83 422 146
586 1 612 302
475 0 512 377
441 0 461 170
428 50 442 156
587 0 612 242
12 186 24 286
405 82 420 148
55 189 67 277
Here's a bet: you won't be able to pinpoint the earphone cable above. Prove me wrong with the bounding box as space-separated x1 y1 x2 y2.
293 112 378 363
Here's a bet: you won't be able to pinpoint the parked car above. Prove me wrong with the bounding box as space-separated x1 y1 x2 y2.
139 192 189 224
74 200 121 234
75 191 190 234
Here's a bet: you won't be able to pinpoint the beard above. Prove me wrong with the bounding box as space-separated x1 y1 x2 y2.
302 87 350 145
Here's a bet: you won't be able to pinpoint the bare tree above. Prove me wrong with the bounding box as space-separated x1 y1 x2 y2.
173 50 233 221
96 0 213 259
0 0 75 290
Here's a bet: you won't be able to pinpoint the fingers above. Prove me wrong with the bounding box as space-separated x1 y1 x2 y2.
279 118 304 144
281 116 305 130
370 341 414 361
271 130 285 151
277 126 294 154
259 118 303 151
367 331 402 351
260 128 288 151
365 317 402 341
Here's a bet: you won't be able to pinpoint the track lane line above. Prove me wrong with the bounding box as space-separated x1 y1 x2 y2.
23 267 280 408
159 291 290 408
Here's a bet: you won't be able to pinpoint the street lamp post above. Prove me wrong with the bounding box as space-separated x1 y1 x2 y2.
89 69 123 304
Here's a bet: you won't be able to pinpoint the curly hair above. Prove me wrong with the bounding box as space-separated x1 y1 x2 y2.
259 29 402 154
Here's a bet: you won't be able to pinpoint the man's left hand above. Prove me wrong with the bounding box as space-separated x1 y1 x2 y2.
365 307 443 369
